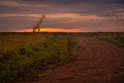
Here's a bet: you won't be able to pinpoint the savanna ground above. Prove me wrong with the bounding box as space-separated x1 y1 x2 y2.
0 32 124 83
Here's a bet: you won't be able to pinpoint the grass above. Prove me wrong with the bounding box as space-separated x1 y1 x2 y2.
0 33 48 54
77 32 124 48
94 32 124 47
0 33 78 81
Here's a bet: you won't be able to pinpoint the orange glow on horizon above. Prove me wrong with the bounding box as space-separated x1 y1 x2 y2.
13 28 85 32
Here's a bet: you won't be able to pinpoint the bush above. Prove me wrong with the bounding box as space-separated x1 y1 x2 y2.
0 34 77 81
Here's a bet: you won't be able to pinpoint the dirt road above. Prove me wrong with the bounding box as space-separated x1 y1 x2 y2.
19 37 124 83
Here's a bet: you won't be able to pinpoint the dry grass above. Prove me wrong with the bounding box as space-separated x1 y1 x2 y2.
0 32 78 81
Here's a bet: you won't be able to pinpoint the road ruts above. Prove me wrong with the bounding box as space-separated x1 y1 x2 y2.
11 37 124 83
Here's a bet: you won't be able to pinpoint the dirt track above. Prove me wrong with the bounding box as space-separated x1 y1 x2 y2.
20 37 124 83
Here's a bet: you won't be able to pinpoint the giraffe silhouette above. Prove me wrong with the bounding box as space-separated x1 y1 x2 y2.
33 14 46 32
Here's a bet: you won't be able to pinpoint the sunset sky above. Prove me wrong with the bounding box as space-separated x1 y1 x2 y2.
0 0 124 32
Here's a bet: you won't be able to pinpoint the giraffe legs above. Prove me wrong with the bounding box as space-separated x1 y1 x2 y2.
33 28 35 32
33 26 40 32
38 27 40 32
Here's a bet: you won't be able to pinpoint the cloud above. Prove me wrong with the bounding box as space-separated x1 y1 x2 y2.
13 0 124 5
0 1 48 7
0 0 124 32
0 0 124 17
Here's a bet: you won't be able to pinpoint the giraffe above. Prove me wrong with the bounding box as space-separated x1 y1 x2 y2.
33 14 46 32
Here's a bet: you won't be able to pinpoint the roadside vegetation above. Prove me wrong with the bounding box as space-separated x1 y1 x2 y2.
0 33 78 81
92 32 124 48
77 32 124 48
95 33 124 47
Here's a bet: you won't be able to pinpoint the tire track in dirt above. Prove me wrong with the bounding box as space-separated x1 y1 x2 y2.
15 37 124 83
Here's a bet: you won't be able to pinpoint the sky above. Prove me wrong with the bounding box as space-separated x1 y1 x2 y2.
0 0 124 32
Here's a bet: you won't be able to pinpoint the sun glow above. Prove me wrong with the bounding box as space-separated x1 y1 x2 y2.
13 28 83 32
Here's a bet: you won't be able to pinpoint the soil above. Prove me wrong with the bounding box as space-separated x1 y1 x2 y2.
9 37 124 83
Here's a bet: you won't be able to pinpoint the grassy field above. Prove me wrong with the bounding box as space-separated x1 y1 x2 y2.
77 32 124 47
0 32 124 82
0 32 77 81
95 32 124 47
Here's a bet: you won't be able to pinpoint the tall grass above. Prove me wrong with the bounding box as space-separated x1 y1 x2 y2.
77 32 124 47
0 33 77 81
95 33 124 47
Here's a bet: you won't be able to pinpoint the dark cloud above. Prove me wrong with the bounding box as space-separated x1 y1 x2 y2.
14 0 124 4
0 0 124 32
1 0 123 16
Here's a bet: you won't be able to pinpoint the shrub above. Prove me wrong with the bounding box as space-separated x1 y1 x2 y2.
0 34 77 81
